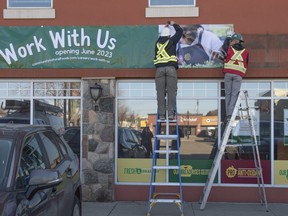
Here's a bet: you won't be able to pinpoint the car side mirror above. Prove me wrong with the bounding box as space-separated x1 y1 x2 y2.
26 169 62 200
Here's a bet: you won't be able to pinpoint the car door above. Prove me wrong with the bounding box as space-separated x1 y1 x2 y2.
15 134 57 216
38 131 74 216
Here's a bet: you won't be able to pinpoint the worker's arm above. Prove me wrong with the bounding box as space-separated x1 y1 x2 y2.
170 21 183 44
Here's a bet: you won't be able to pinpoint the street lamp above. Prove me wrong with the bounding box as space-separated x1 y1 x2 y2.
90 83 103 111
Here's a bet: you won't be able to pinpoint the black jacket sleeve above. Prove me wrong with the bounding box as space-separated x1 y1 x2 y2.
171 24 183 44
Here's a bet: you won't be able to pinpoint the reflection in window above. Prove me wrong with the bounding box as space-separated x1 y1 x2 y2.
16 135 45 189
39 132 62 169
221 81 271 98
274 82 288 97
274 99 288 160
0 99 31 124
33 81 81 97
117 79 219 160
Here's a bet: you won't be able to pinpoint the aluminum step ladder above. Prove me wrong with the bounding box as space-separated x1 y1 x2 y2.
147 103 184 216
199 90 268 211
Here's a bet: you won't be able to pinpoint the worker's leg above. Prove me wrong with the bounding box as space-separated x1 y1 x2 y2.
166 66 177 117
155 67 167 117
224 73 233 116
230 74 242 115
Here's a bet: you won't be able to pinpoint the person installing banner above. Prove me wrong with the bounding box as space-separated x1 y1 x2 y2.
223 33 249 121
154 21 183 120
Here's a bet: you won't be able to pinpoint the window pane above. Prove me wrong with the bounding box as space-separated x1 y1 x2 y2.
178 82 218 98
0 99 31 124
117 82 156 97
241 82 271 97
274 82 288 97
33 81 81 97
150 0 195 6
8 0 52 8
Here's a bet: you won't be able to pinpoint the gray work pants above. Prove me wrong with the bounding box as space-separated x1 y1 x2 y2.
155 66 177 116
224 73 242 116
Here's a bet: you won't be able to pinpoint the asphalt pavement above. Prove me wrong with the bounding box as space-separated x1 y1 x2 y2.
82 201 288 216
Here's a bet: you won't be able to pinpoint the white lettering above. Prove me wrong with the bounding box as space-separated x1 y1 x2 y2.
0 43 18 65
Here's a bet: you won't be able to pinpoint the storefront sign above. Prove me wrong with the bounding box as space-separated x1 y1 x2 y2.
117 158 166 182
169 159 217 183
0 24 232 69
221 160 271 184
274 160 288 185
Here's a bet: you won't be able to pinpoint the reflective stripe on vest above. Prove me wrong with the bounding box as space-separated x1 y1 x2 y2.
224 48 247 73
154 40 177 65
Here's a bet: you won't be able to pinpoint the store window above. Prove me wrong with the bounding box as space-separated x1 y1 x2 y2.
8 0 52 8
0 80 81 157
146 0 199 18
149 0 195 6
116 80 288 186
116 80 219 183
4 0 55 19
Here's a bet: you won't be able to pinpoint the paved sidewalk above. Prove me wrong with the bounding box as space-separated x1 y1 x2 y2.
83 201 288 216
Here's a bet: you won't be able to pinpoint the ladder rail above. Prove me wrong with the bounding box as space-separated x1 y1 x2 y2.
199 90 242 210
244 94 268 209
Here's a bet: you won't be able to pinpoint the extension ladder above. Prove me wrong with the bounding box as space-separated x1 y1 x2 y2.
199 90 268 211
147 104 184 216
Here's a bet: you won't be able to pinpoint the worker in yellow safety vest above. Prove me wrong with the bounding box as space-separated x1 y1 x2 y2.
154 21 183 120
223 33 249 121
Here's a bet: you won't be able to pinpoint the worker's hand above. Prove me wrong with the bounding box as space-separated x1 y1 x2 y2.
169 21 176 25
226 30 234 37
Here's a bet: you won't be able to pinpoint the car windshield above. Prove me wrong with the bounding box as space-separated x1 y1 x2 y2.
0 139 13 187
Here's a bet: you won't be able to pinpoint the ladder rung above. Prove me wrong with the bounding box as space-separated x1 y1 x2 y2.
155 150 179 153
226 143 257 147
156 135 178 140
152 182 181 186
157 119 177 122
239 106 258 110
153 166 179 169
150 199 181 203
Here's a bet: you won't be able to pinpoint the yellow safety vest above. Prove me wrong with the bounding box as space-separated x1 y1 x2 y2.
154 40 177 65
224 47 247 74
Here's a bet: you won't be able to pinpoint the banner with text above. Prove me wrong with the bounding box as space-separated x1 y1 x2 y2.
0 24 232 69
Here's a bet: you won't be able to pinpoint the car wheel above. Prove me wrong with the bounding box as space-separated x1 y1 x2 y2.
72 196 81 216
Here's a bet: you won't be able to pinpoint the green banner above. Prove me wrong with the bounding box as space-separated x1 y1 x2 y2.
0 24 231 69
0 26 157 69
169 159 217 183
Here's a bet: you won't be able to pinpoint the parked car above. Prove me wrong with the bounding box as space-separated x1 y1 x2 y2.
118 127 147 158
131 129 142 143
0 124 82 216
63 126 81 158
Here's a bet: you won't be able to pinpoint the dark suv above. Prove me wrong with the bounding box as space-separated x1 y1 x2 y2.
0 124 81 216
118 127 147 158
